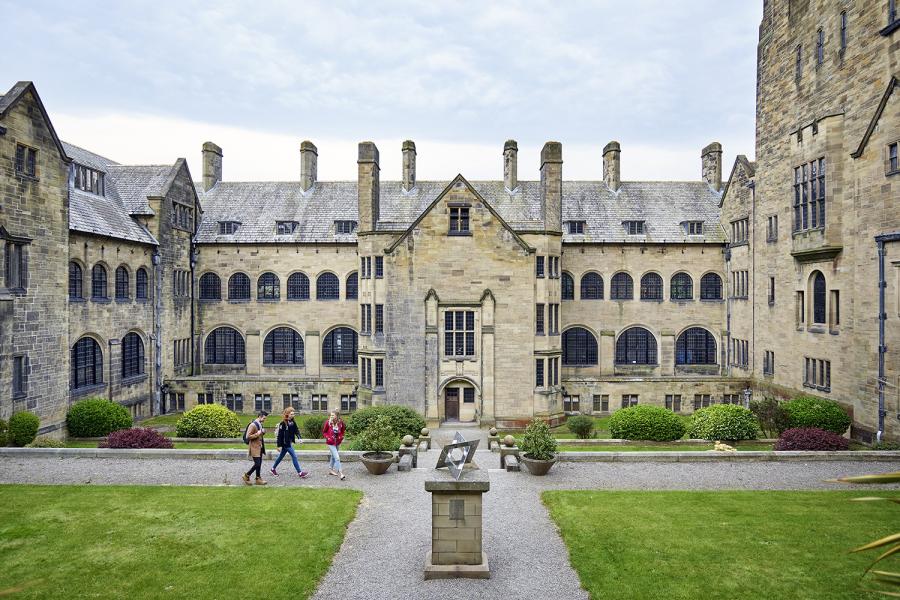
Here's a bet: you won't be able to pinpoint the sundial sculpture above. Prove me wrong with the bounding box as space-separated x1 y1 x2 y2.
434 431 480 479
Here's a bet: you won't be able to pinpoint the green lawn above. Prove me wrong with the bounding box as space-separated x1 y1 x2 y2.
543 490 899 600
0 485 360 599
555 443 774 452
64 441 328 451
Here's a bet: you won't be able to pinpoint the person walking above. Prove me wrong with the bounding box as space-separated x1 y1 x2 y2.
242 411 268 486
271 407 309 479
322 409 346 480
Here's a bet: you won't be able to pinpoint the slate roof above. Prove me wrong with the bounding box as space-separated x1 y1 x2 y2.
196 178 723 244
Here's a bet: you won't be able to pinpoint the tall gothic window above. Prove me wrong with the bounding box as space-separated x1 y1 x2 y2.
91 265 107 299
72 337 103 389
615 327 657 365
561 272 574 300
121 332 145 379
115 266 129 300
562 327 598 366
812 271 826 324
69 262 83 299
444 311 475 357
205 327 246 364
675 328 717 365
263 327 304 365
135 267 148 300
346 272 358 300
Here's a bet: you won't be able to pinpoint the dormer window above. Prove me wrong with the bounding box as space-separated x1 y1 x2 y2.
623 220 645 235
566 221 585 234
335 220 357 234
74 164 104 195
686 221 703 235
276 221 298 235
449 206 470 235
218 221 241 235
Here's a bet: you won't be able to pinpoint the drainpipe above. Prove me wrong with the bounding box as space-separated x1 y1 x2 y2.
152 251 162 415
190 245 197 376
875 232 900 443
724 244 732 377
748 180 756 378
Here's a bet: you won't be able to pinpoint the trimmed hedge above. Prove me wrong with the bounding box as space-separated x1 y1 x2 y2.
102 427 174 449
27 437 65 448
346 406 425 439
609 406 686 442
566 415 596 439
67 398 133 438
304 415 328 439
782 396 851 435
0 418 7 446
175 404 241 438
687 404 759 441
9 412 40 447
775 427 849 451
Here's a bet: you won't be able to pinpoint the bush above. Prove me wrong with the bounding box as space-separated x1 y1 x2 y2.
520 420 557 460
749 397 790 438
566 415 596 439
687 404 759 441
9 412 40 447
27 437 65 448
101 427 174 449
346 406 425 439
775 427 849 451
873 441 900 451
67 398 132 438
782 396 851 435
303 414 328 439
176 404 241 438
0 418 7 446
347 415 400 453
608 406 686 442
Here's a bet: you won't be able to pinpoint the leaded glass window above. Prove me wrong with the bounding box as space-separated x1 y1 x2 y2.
205 327 246 364
287 272 310 300
615 327 657 365
640 273 663 300
263 327 304 365
562 327 598 365
580 273 603 300
228 273 250 300
121 332 144 379
322 327 357 365
610 272 633 300
316 272 339 300
675 327 717 365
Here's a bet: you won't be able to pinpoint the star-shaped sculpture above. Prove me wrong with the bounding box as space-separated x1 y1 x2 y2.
435 432 480 480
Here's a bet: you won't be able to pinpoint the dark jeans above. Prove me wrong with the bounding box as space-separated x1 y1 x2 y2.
246 456 262 478
272 446 302 473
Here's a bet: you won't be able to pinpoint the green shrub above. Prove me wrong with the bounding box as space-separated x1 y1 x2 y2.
67 398 133 438
873 441 900 451
303 414 328 439
9 412 40 447
608 405 686 441
520 420 557 460
566 415 596 439
27 437 66 448
688 404 759 441
347 415 400 454
749 396 790 438
782 395 851 435
0 418 7 446
346 406 425 439
176 404 241 438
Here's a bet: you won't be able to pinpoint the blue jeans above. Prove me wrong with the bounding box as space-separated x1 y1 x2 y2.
327 444 342 472
272 446 302 473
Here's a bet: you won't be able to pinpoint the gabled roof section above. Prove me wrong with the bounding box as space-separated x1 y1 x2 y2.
107 164 178 215
62 141 118 171
720 155 756 207
69 188 158 245
385 174 534 255
851 75 899 159
0 82 70 162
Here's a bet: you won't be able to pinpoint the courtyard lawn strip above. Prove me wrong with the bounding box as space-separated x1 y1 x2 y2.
554 443 774 452
543 490 897 600
64 441 328 450
0 484 361 600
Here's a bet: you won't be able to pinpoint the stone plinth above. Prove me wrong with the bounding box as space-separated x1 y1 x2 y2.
424 468 490 579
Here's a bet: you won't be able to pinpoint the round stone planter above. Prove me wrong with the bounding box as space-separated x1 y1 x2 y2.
360 451 394 475
520 454 556 476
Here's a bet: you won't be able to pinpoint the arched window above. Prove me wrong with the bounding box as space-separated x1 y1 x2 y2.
700 273 723 300
671 273 693 300
121 332 145 379
812 271 826 324
69 262 83 299
72 337 103 389
615 327 658 365
228 273 250 301
317 273 340 300
91 265 107 299
205 327 246 364
676 327 717 365
257 272 280 300
580 273 603 300
287 272 310 300
135 268 148 300
199 273 221 300
346 272 358 300
561 272 574 300
611 272 634 300
115 266 129 300
562 327 598 365
263 327 304 365
640 273 663 300
322 327 357 365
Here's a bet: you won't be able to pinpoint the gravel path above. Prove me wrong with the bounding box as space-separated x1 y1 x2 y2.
2 446 898 600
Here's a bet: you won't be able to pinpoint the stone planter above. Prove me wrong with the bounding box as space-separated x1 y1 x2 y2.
520 454 556 476
360 451 394 475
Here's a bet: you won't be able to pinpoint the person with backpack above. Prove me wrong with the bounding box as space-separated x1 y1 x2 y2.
242 411 268 485
270 407 309 479
322 409 346 480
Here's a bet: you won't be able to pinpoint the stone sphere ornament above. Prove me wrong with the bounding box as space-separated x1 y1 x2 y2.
489 427 498 436
503 435 515 447
421 428 430 436
402 434 415 447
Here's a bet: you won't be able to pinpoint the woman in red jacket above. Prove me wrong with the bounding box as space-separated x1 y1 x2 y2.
322 409 346 480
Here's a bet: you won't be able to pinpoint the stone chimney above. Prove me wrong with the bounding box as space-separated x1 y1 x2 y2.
358 141 380 232
201 142 222 192
701 142 723 191
503 140 518 191
603 141 621 192
300 140 317 192
540 141 562 233
402 140 416 192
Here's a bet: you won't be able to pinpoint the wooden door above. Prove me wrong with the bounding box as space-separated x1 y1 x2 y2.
445 388 459 421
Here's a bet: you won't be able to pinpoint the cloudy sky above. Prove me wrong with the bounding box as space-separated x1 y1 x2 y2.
4 1 761 183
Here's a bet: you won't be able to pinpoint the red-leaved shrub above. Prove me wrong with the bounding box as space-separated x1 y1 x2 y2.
101 427 174 449
774 427 849 451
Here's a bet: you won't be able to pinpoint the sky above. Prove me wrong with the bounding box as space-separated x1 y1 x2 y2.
3 1 762 183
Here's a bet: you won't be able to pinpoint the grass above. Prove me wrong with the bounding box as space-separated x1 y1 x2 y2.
555 443 774 452
0 484 360 599
140 412 336 439
543 490 899 600
64 441 328 451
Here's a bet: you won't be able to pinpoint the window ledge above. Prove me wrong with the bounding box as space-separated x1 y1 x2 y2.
728 241 749 249
880 20 900 36
71 383 106 398
228 299 251 304
91 297 111 304
640 298 664 303
766 237 778 244
199 298 221 303
611 298 634 302
887 169 900 177
829 328 840 335
115 298 131 304
13 392 27 401
121 374 148 386
807 325 827 334
69 297 86 303
263 363 306 368
670 298 694 303
286 298 311 302
15 173 39 183
316 298 340 302
136 298 149 304
700 298 724 303
447 231 472 237
257 298 281 303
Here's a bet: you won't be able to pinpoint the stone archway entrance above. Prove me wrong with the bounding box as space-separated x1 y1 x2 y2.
444 388 459 421
441 380 478 423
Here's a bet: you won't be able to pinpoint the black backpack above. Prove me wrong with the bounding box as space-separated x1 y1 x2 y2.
242 420 259 445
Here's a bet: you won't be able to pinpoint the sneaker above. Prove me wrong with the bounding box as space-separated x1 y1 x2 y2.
298 471 310 479
340 473 346 481
255 477 267 486
328 470 338 477
242 473 251 486
270 468 279 477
